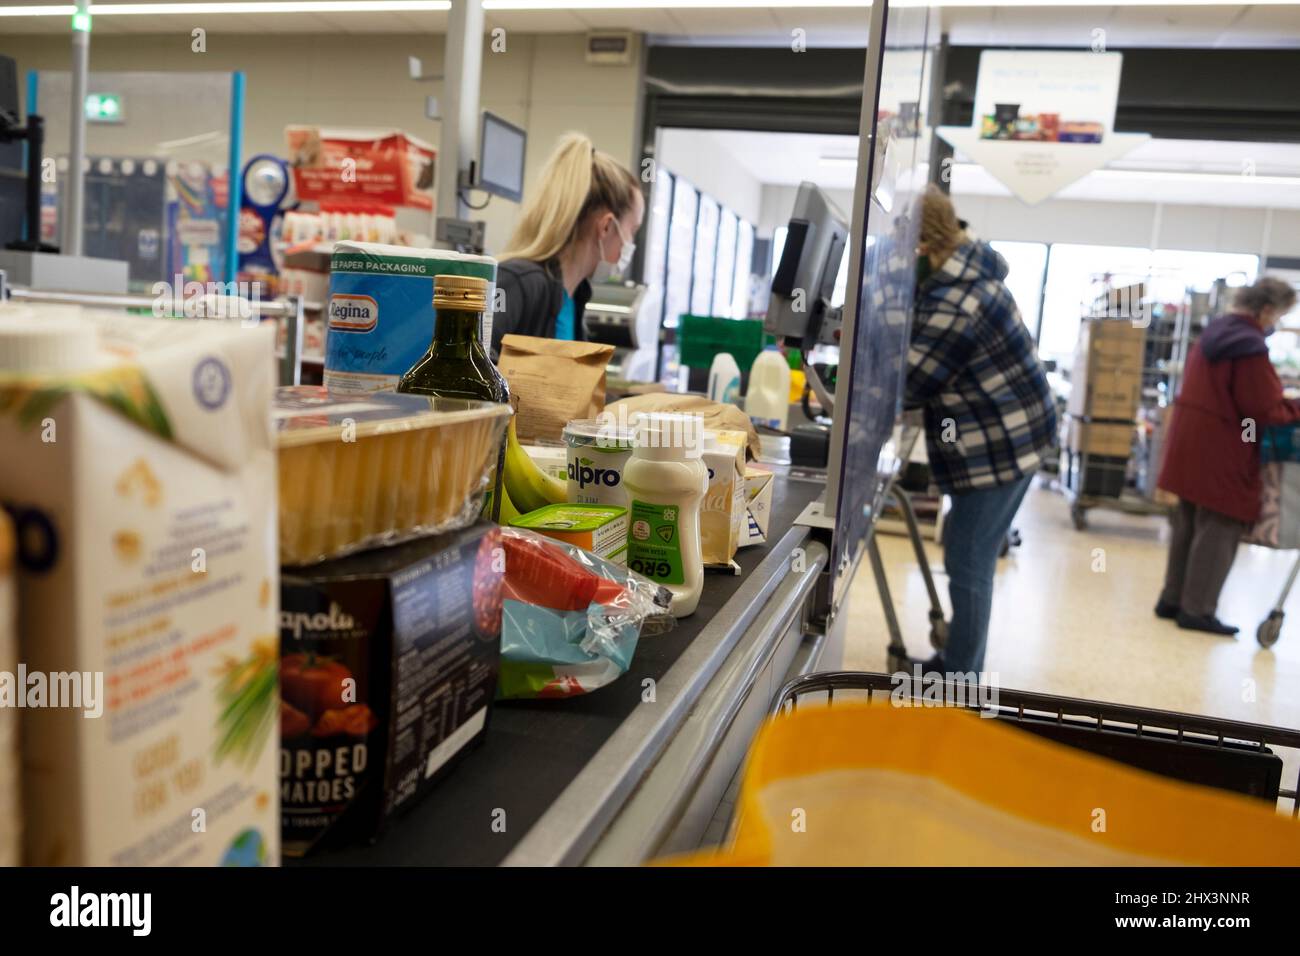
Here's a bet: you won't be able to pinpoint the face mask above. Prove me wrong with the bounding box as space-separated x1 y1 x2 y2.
592 218 636 283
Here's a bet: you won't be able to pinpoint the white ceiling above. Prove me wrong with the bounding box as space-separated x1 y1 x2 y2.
940 2 1300 49
653 3 1300 48
691 129 862 190
669 127 1300 208
1 2 1298 48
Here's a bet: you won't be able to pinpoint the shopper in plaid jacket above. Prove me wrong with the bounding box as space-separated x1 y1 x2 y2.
905 187 1057 675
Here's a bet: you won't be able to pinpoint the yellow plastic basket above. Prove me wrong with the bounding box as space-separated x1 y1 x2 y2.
664 703 1300 867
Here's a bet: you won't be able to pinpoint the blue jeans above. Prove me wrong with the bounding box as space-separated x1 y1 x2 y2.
939 473 1034 674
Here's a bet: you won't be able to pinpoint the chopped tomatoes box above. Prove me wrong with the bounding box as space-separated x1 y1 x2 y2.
278 521 503 856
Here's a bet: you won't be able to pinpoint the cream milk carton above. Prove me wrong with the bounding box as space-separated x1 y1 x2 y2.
0 306 279 866
701 429 748 569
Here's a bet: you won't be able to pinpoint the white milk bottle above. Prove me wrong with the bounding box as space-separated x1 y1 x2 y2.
623 413 707 618
745 345 791 430
707 352 741 405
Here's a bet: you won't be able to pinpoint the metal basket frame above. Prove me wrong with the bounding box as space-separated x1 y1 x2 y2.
773 670 1300 817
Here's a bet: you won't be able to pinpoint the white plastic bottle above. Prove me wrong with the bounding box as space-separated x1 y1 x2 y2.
623 413 708 618
745 345 791 430
707 351 741 405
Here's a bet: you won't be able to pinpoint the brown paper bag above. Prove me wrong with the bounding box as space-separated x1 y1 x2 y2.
498 334 615 443
608 392 761 459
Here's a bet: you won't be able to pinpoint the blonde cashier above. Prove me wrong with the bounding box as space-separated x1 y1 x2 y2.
489 132 644 359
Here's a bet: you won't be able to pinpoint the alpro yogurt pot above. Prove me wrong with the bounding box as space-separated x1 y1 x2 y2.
564 419 635 509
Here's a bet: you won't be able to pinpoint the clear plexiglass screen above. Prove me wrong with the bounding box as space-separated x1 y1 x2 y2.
829 4 937 600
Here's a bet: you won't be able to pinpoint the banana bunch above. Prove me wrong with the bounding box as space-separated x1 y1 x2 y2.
502 416 567 516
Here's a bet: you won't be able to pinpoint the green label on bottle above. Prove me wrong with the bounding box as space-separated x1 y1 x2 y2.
628 499 684 585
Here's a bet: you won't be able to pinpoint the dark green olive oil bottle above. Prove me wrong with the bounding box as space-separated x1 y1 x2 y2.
397 273 510 521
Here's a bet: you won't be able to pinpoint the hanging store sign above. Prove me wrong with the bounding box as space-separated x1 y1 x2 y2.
938 50 1149 205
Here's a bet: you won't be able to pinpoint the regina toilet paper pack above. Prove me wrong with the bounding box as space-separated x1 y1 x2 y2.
324 241 497 394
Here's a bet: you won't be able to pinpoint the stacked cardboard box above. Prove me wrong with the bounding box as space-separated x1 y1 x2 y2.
1067 418 1135 458
1067 319 1145 421
1063 418 1134 498
1064 319 1146 498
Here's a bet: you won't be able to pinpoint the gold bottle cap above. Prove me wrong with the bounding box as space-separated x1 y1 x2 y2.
433 274 489 311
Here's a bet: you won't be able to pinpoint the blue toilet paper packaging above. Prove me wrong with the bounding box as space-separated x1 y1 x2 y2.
324 240 497 394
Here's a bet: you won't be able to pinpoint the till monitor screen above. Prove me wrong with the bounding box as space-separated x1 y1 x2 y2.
479 112 526 202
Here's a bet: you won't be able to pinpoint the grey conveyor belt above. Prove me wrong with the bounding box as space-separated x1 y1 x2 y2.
294 468 827 867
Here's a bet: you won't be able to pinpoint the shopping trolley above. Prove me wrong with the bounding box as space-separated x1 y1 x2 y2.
1248 423 1300 649
772 671 1300 815
872 421 947 674
1258 555 1300 649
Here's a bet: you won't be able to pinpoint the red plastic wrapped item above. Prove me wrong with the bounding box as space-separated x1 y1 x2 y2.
501 531 601 612
497 528 673 699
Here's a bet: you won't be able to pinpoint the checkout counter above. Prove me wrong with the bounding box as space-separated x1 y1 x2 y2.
297 175 897 866
300 402 840 866
583 281 659 384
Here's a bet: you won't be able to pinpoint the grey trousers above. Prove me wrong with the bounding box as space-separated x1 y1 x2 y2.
1159 499 1246 618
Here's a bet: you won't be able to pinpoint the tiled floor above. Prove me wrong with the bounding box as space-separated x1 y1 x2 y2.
697 481 1300 852
843 480 1300 730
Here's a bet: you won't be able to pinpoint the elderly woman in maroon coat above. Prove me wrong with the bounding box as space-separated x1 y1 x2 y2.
1157 277 1300 635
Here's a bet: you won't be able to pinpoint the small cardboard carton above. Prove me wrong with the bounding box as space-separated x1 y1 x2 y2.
702 430 748 569
741 465 775 547
510 503 628 565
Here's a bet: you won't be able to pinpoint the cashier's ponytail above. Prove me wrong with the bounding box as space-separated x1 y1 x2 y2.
498 132 641 264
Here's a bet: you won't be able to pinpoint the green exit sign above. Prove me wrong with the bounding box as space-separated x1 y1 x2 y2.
86 93 123 124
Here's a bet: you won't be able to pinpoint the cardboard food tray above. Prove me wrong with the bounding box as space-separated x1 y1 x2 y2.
276 386 510 565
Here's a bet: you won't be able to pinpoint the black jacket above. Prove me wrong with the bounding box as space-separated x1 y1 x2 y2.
490 258 591 360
